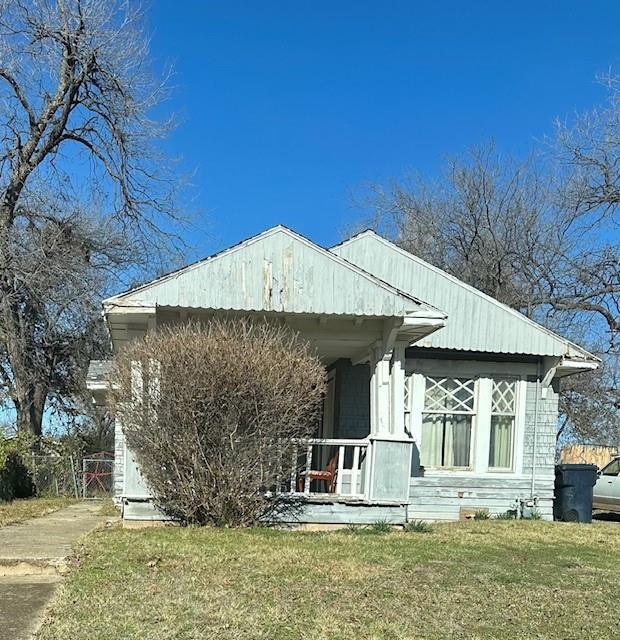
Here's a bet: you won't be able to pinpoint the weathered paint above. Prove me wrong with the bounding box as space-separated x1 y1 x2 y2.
90 226 598 524
332 231 595 359
405 374 558 521
368 438 412 503
276 501 408 525
104 226 445 321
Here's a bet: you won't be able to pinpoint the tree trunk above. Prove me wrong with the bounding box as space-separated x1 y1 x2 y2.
14 384 47 437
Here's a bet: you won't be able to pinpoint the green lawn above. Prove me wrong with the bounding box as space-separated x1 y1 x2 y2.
38 520 620 640
0 496 77 527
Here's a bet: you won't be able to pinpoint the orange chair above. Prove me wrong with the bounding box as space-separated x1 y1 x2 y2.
297 452 339 493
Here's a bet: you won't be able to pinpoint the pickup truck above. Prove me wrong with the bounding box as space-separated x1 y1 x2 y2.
593 456 620 513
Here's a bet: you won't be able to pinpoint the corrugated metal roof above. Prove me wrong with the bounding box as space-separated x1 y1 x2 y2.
105 226 446 320
331 231 596 360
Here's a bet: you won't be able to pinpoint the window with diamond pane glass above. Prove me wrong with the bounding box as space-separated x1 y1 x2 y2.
422 377 475 468
489 378 517 469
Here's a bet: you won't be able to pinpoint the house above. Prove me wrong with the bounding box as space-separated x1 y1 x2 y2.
87 225 599 523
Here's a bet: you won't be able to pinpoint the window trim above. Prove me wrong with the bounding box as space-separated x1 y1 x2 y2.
419 375 478 471
405 359 529 476
488 377 519 472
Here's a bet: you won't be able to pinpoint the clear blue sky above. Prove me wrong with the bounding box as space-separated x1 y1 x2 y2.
149 1 620 254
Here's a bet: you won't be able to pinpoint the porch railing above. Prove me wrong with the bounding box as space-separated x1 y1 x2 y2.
278 438 370 499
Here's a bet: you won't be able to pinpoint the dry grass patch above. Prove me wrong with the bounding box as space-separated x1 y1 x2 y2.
0 496 77 527
38 520 620 639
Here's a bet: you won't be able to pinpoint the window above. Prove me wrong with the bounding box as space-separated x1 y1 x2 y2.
602 459 620 477
488 379 517 470
421 377 475 468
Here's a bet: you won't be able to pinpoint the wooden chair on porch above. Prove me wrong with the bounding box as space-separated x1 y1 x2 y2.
297 452 339 493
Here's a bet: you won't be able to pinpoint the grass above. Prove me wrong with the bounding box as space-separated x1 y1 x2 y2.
97 497 120 517
0 496 77 527
38 519 620 640
403 519 433 533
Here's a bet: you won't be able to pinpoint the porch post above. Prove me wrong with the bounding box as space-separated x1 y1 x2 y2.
390 342 406 436
369 345 391 436
367 340 413 505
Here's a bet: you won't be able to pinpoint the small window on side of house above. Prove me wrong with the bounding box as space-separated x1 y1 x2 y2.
488 378 517 470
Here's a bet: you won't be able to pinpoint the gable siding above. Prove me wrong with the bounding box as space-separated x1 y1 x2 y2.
333 234 572 357
110 229 429 318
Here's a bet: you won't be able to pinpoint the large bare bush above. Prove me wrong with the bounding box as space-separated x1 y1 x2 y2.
112 319 326 526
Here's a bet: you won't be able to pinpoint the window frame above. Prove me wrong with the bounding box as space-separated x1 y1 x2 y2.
405 359 529 476
419 375 478 471
488 377 519 472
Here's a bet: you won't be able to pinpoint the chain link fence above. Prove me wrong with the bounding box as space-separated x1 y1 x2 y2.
81 454 114 498
29 451 114 499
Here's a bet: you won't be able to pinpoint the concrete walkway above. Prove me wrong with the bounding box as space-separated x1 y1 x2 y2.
0 502 110 640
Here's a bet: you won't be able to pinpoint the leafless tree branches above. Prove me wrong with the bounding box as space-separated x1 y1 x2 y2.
0 0 183 434
356 134 619 444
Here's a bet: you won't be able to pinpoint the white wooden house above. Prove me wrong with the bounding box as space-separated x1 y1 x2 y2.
87 226 598 523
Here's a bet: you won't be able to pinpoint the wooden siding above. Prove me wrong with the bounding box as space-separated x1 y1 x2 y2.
114 355 560 524
407 377 558 521
332 232 593 359
105 227 443 320
560 444 619 469
276 501 408 525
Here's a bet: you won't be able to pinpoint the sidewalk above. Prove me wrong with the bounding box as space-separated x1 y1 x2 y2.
0 501 111 640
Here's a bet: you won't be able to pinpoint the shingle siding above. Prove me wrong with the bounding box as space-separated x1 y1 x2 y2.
113 417 124 502
332 359 371 439
523 378 559 479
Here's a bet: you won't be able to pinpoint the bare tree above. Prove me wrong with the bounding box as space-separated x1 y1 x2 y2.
112 320 326 527
358 146 549 310
551 74 620 347
0 1 181 434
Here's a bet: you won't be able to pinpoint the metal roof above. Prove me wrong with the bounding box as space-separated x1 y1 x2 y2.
331 231 596 360
105 226 446 320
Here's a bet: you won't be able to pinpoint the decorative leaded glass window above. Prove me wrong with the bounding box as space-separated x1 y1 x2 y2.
488 378 517 470
421 377 476 468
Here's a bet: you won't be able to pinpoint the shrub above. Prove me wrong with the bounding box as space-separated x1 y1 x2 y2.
0 432 35 501
473 510 490 520
112 319 326 527
404 519 433 533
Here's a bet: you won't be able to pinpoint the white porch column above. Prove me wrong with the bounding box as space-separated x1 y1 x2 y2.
370 346 391 436
390 342 407 437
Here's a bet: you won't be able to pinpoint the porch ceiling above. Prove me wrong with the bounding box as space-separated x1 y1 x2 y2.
105 307 397 366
